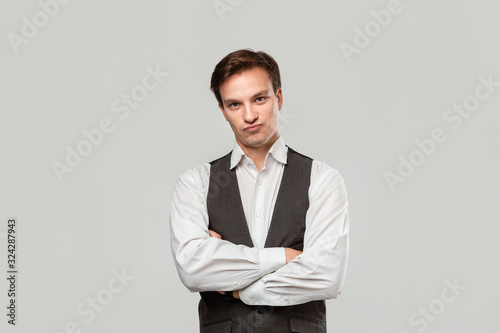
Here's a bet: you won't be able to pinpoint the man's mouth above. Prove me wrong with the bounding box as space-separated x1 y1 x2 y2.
245 124 262 132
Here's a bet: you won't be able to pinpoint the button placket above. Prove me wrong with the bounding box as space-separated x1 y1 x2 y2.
253 172 264 248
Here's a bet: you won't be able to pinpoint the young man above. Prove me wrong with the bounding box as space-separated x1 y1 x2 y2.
170 49 349 332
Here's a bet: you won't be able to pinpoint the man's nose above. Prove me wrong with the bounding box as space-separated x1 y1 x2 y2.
242 104 258 122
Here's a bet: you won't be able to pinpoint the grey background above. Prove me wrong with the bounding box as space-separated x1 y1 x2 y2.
1 0 498 332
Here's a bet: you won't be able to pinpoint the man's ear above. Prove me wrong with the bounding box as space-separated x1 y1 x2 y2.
276 89 283 111
219 103 229 121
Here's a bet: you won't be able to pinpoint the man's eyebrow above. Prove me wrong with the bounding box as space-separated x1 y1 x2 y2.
223 97 239 105
251 89 271 98
223 90 271 104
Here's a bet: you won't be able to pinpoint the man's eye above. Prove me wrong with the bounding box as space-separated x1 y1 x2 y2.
229 102 239 108
256 97 266 102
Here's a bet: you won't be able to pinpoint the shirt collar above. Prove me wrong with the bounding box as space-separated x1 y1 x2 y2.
230 136 288 169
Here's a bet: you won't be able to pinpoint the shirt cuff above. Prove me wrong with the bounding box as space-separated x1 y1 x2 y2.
238 278 266 305
258 247 286 275
238 278 296 306
238 248 287 306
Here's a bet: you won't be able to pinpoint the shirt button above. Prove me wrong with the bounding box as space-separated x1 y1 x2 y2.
233 284 237 289
255 211 260 217
285 299 290 305
257 179 262 185
256 243 260 248
250 298 256 304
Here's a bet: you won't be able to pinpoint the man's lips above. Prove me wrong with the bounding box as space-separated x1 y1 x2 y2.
245 124 262 132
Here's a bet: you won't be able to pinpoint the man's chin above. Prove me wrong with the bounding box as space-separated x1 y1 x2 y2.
237 134 277 149
238 138 266 148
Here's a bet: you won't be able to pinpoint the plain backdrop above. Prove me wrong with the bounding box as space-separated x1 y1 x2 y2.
1 0 499 332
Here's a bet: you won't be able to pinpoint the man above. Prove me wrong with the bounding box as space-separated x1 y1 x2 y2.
170 49 349 332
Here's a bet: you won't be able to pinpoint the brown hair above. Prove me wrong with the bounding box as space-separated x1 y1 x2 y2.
210 49 282 106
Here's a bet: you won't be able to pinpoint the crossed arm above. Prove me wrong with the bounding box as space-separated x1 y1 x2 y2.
208 229 303 299
169 162 349 306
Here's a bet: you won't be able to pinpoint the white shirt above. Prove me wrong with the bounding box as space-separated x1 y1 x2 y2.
169 136 349 306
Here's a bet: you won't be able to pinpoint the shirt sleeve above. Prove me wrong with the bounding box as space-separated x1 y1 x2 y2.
169 165 287 293
238 161 349 306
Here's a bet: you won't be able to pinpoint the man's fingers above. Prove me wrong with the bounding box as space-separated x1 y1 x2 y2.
217 290 239 299
209 229 222 239
284 248 303 264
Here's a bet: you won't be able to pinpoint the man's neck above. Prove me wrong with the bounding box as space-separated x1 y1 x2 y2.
238 135 280 171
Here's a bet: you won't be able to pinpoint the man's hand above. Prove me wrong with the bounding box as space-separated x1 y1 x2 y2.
217 290 240 299
284 247 302 264
209 229 222 239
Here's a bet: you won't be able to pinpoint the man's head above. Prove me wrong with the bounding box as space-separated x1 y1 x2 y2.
210 49 283 153
210 49 282 107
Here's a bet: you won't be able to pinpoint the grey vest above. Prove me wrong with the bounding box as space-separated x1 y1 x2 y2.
199 146 326 333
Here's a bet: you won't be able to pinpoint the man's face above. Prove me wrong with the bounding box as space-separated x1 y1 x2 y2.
218 67 283 152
